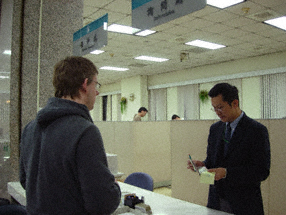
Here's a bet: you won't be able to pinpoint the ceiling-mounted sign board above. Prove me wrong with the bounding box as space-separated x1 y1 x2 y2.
132 0 206 30
73 14 108 56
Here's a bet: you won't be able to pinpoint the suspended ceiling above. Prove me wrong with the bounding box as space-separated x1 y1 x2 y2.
83 0 286 85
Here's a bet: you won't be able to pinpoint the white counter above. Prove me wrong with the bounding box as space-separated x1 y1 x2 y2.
8 181 232 215
118 182 232 215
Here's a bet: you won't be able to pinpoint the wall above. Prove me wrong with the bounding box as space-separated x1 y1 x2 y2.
95 51 286 122
148 51 286 88
121 76 148 121
96 119 286 215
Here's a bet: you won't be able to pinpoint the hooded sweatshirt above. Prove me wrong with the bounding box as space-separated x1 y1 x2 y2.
20 97 121 215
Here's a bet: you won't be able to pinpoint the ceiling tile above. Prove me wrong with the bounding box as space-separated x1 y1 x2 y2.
250 0 286 8
223 16 257 28
179 17 214 31
202 10 239 23
225 1 268 16
104 0 131 14
201 23 234 34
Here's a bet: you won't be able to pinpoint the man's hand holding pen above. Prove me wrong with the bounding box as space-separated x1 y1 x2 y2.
187 159 205 172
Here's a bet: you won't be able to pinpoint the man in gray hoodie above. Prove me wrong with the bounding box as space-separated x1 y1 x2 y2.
20 56 121 215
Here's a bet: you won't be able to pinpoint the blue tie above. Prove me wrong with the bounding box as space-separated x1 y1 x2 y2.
224 123 231 156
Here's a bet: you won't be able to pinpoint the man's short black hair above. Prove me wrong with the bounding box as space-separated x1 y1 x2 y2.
138 107 148 113
172 114 180 120
208 83 239 105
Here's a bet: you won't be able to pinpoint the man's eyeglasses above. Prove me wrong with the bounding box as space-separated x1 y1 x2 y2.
211 105 225 112
93 81 101 89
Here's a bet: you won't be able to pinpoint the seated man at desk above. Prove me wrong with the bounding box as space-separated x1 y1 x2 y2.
133 107 148 121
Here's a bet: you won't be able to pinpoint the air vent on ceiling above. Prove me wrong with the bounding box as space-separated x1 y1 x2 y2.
247 10 280 21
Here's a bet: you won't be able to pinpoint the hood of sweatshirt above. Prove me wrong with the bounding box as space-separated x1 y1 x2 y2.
36 97 93 127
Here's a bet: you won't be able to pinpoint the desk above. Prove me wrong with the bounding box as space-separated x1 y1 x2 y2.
8 182 232 215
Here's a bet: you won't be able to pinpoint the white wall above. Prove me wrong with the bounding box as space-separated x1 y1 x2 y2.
121 76 148 121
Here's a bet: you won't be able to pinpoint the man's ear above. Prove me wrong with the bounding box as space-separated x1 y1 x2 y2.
81 78 89 92
232 99 239 108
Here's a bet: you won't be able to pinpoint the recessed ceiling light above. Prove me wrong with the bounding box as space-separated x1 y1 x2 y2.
3 50 11 55
135 55 169 62
135 30 156 37
264 16 286 31
90 50 104 55
207 0 245 9
185 39 226 50
107 24 140 35
0 76 9 79
99 66 129 71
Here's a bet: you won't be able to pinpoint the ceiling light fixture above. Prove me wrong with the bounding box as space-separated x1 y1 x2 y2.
185 39 226 50
108 24 140 35
100 66 129 71
207 0 245 9
135 29 156 37
135 55 169 62
3 50 11 55
264 16 286 31
0 76 9 79
90 50 104 55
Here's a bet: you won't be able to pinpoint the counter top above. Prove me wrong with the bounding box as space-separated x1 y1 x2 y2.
8 181 232 215
117 182 232 215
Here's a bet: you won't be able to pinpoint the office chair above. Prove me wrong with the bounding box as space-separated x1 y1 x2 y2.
124 172 154 191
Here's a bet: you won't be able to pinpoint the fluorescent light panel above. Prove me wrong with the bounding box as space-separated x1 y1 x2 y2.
90 50 104 55
3 50 11 55
185 39 226 50
0 76 9 79
264 16 286 31
100 66 129 71
135 55 169 62
207 0 245 9
135 29 156 37
108 24 140 35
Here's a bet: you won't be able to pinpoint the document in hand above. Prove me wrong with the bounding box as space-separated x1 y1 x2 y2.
200 170 215 185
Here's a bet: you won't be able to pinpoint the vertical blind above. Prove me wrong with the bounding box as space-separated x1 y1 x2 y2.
262 73 286 119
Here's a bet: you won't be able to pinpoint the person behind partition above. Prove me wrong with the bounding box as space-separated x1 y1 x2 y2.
171 114 181 120
133 107 148 121
20 56 121 215
187 83 270 215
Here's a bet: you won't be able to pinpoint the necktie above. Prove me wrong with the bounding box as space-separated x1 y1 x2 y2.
224 123 231 156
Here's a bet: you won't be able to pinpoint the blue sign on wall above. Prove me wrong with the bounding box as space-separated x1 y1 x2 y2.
73 14 108 56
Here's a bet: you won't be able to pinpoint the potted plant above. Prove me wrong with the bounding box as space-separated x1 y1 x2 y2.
120 97 127 114
199 90 209 103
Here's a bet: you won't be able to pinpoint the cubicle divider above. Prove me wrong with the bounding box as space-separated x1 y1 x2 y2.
95 119 286 215
95 121 172 187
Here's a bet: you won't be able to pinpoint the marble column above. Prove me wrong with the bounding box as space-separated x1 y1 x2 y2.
3 0 83 199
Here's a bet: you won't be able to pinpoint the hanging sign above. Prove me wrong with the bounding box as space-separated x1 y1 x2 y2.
132 0 206 30
73 14 108 56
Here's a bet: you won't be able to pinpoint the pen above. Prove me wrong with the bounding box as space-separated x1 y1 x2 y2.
189 154 197 172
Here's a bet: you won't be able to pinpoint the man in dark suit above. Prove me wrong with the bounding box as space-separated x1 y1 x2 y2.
188 83 271 215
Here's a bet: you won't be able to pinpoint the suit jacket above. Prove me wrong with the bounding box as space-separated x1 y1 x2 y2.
204 113 271 215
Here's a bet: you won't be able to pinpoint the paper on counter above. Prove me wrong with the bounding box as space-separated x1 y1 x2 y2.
200 171 215 185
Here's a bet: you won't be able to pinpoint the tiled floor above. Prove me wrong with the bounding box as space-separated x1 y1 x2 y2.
153 186 172 197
